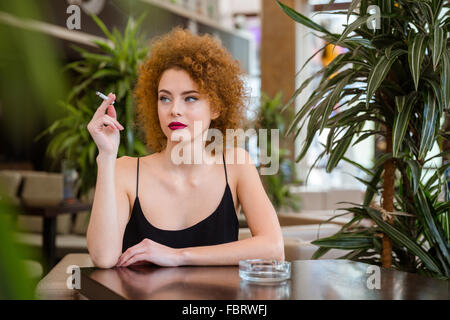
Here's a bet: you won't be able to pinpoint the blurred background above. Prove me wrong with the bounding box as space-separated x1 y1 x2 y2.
0 0 448 299
1 0 388 188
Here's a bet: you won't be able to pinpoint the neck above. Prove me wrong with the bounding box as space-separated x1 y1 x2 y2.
160 134 221 178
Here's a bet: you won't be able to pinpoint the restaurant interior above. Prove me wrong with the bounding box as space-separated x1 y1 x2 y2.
0 0 448 300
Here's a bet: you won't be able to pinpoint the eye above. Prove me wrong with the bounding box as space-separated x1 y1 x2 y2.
159 96 170 102
186 96 198 102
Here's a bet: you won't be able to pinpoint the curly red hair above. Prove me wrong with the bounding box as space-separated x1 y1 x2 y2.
133 27 248 153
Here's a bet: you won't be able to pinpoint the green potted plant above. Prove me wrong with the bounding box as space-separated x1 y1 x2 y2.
277 0 449 279
0 0 68 298
255 92 303 213
35 14 149 198
0 194 36 299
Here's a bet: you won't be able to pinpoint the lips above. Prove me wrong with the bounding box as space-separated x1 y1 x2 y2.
168 121 187 130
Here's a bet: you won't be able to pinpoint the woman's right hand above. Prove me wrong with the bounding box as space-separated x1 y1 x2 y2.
87 93 124 158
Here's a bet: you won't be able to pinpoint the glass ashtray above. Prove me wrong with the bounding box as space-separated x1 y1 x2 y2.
239 259 291 283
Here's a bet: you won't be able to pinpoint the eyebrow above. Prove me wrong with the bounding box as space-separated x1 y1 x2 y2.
158 89 199 95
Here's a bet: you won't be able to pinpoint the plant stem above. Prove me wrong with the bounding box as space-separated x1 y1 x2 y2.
382 127 395 268
398 160 419 270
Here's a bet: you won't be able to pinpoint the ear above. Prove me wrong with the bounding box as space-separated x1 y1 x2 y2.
211 107 220 120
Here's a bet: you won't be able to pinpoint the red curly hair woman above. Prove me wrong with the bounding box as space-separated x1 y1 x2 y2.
86 27 284 268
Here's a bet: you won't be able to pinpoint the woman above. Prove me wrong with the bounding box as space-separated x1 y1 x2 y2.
86 27 284 268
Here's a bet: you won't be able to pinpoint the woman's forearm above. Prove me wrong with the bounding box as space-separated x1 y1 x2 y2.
86 154 122 268
178 235 285 266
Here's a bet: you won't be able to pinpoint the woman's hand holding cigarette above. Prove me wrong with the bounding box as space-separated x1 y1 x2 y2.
87 92 124 159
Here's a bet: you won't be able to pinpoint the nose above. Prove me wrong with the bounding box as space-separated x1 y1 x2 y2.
170 98 183 117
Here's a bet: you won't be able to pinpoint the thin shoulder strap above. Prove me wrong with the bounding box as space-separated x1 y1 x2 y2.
136 157 140 198
222 152 228 184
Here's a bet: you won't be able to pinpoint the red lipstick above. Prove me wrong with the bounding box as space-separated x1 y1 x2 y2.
168 121 187 130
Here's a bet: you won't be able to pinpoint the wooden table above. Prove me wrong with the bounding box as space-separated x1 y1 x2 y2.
20 200 91 272
35 254 449 300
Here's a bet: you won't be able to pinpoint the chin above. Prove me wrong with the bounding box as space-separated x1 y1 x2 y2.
169 131 190 143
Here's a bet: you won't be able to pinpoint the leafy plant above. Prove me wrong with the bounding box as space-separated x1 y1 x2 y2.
0 191 37 299
277 0 449 279
255 92 303 213
35 14 149 198
0 0 65 298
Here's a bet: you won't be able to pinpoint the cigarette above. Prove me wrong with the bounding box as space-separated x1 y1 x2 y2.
96 91 115 104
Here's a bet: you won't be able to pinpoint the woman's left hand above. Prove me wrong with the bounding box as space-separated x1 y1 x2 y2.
116 238 182 267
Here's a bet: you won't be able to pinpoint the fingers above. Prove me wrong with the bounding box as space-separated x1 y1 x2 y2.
101 114 124 131
99 118 122 132
107 104 117 119
93 92 116 120
117 244 146 267
119 253 147 267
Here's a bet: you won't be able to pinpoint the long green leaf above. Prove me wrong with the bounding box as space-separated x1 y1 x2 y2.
416 188 450 267
441 49 450 110
282 51 352 115
285 93 322 136
432 23 445 70
337 16 369 45
81 52 112 62
326 133 354 172
366 49 406 108
408 33 427 91
90 14 115 44
312 246 333 259
393 93 415 157
281 67 324 114
286 69 348 136
354 175 379 196
311 233 373 249
347 0 362 23
419 89 439 160
423 161 450 190
295 121 320 162
276 0 332 35
285 66 352 135
91 69 120 80
365 206 442 274
91 39 115 54
404 158 422 195
320 73 353 133
424 150 450 164
352 130 381 147
295 44 327 79
342 156 372 176
394 94 406 113
424 76 444 114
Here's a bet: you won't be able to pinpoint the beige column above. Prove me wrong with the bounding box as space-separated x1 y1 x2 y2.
261 0 312 183
260 0 296 163
293 0 313 184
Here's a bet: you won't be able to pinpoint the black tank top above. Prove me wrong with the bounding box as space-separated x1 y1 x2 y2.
122 152 239 252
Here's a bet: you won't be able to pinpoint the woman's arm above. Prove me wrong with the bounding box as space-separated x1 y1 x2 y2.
117 148 284 267
179 147 284 265
86 155 131 268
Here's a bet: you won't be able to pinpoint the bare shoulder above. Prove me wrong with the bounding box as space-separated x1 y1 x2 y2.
224 147 255 168
114 156 135 193
114 154 157 201
115 154 160 180
116 154 158 169
223 147 256 185
115 155 135 173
